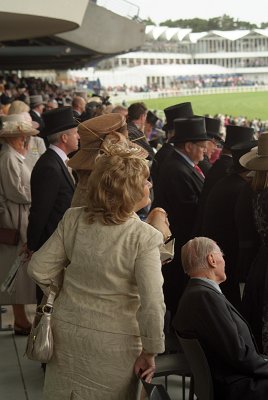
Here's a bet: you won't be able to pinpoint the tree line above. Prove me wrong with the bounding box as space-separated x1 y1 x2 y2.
142 14 268 32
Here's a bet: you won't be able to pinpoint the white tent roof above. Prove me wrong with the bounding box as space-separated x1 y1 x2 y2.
145 26 268 43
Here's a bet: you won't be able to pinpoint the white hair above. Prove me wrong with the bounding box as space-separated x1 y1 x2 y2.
181 237 220 275
47 128 74 145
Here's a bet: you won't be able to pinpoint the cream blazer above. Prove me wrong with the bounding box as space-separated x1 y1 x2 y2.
28 207 166 354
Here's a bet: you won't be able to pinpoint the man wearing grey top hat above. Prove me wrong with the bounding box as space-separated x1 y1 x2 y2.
152 117 209 319
29 95 45 134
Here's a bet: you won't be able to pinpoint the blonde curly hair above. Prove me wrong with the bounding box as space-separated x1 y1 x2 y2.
85 142 149 225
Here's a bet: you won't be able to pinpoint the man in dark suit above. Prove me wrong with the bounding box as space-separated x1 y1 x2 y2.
152 117 209 318
27 107 79 303
199 124 255 206
201 138 256 309
72 96 86 122
173 236 268 400
150 102 194 187
29 95 45 134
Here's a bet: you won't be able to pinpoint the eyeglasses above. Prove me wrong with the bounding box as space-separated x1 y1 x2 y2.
193 142 207 149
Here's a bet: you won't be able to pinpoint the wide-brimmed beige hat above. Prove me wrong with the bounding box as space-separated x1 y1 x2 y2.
239 132 268 171
0 114 39 137
68 113 148 171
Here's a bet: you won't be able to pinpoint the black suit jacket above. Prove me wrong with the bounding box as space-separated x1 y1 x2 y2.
27 149 75 251
152 150 204 243
173 279 268 400
152 151 204 316
150 143 175 187
201 173 248 308
30 109 45 133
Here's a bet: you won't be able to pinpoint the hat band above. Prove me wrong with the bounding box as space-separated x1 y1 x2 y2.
131 135 146 142
76 118 105 142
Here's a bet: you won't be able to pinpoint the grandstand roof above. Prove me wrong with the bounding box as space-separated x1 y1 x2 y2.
145 26 268 43
0 1 145 70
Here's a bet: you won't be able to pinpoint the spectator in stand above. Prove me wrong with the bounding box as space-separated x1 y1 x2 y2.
28 141 165 399
127 102 154 160
8 100 46 171
29 95 45 134
72 96 86 122
45 99 58 112
0 114 39 335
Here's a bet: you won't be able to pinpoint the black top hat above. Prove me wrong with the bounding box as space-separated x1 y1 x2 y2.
205 117 223 143
164 102 193 131
146 110 159 127
170 117 209 144
229 141 258 173
224 125 254 150
42 106 78 137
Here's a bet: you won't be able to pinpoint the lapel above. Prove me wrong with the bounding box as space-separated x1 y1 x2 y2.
173 151 205 183
47 149 75 191
190 279 259 350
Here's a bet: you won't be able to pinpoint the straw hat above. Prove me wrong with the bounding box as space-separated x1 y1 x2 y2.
239 132 268 171
0 114 39 137
68 113 128 170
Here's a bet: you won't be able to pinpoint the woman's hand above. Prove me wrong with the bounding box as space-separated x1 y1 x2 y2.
146 207 171 242
19 243 33 262
134 350 156 382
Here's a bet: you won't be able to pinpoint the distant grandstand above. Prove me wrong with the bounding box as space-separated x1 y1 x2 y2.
80 25 268 89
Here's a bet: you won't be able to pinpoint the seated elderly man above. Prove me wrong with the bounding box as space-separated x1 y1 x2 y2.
173 237 268 400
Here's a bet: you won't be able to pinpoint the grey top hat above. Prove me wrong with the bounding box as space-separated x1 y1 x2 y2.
30 95 45 108
170 117 209 144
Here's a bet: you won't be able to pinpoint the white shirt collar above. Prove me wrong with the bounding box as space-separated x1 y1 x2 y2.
191 277 222 293
174 148 195 167
49 144 68 163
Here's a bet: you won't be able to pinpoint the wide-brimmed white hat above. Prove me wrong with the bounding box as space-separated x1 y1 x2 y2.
239 132 268 171
0 114 39 138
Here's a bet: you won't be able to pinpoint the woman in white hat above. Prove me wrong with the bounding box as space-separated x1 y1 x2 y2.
0 114 39 334
240 132 268 354
8 100 46 171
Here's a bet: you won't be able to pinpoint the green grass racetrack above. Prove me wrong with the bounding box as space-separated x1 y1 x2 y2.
140 91 268 120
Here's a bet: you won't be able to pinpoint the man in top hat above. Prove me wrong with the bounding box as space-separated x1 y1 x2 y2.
198 116 223 176
150 102 194 186
199 124 255 206
29 95 45 133
201 132 257 309
26 107 79 304
152 116 209 319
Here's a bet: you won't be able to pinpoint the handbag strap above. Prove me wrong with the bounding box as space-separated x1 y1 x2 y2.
41 284 58 314
17 204 21 232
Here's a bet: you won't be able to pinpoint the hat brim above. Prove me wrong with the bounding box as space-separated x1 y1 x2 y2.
41 122 78 137
239 148 268 170
0 129 39 138
207 131 224 143
67 149 99 171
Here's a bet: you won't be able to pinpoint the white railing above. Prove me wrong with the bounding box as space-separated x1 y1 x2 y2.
109 85 268 104
96 0 139 20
